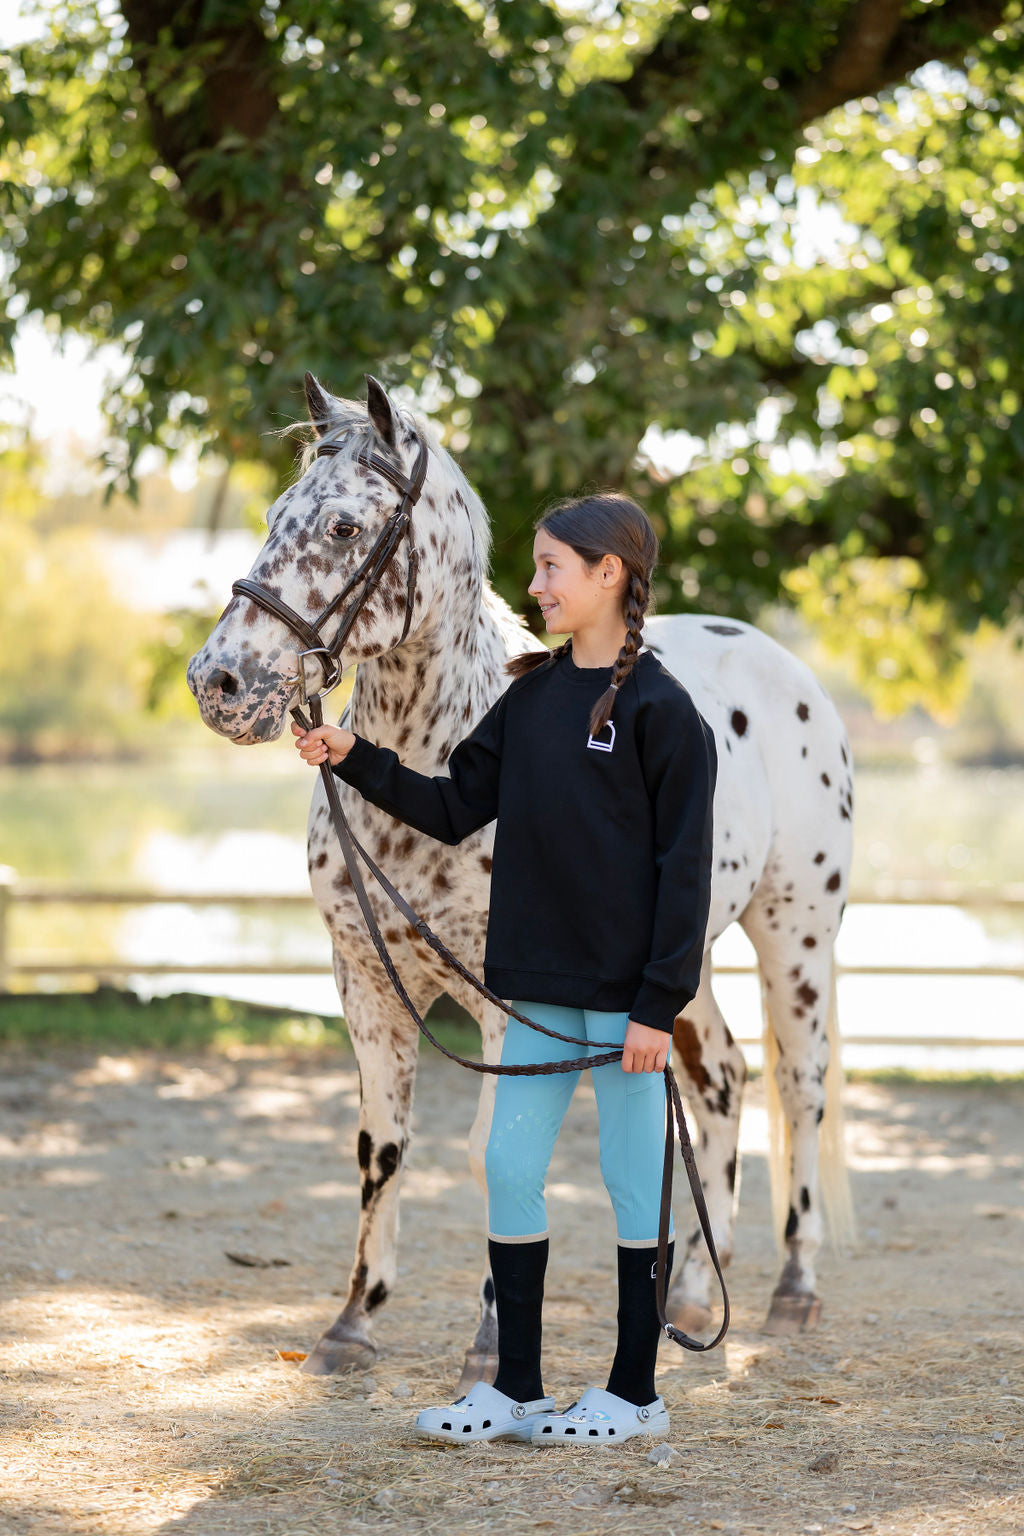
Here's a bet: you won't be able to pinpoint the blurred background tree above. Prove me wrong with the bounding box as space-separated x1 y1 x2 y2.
3 0 1023 713
0 514 160 759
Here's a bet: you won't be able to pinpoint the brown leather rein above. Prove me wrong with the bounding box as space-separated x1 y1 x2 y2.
230 429 729 1353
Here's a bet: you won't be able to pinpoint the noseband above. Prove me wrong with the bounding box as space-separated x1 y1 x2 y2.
231 432 428 703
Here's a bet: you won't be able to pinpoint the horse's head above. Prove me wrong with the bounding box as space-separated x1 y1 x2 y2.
187 373 486 743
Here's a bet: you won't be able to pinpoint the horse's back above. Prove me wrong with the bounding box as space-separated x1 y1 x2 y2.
644 614 853 918
644 615 828 719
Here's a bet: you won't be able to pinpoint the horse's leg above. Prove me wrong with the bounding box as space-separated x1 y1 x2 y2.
447 985 504 1392
667 955 747 1334
303 953 424 1375
743 904 838 1334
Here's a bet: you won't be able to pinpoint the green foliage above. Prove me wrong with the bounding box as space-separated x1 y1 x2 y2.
0 518 163 759
0 443 276 537
783 550 971 719
0 443 279 752
142 605 222 716
3 0 1023 703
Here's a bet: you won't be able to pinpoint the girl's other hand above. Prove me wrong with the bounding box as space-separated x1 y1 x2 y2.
290 719 356 768
621 1020 670 1073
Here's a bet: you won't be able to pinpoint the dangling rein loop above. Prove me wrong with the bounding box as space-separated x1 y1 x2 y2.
292 695 730 1352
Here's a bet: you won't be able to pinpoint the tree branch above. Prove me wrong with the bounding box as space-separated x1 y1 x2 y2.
474 2 1011 471
702 493 927 566
120 0 286 228
602 0 1010 136
792 0 1010 123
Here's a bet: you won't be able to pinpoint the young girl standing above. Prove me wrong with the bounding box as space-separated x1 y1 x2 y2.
293 492 717 1446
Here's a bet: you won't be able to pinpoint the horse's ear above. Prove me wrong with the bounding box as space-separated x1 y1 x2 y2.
365 373 397 450
304 371 332 438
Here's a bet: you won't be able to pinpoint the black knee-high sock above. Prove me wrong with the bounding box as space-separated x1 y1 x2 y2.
605 1241 674 1407
488 1237 548 1402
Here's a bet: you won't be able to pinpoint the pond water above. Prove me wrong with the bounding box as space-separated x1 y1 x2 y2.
2 753 1022 1074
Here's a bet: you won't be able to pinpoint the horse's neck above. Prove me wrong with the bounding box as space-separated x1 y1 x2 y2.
347 579 504 768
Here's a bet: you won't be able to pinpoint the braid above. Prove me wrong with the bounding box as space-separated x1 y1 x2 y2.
504 635 570 680
588 571 648 739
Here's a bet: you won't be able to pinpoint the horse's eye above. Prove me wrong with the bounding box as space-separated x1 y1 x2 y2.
329 521 360 540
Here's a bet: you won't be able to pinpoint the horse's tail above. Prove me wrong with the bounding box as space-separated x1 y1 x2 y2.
760 958 856 1254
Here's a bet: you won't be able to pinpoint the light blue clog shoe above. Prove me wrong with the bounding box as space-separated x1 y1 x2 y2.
530 1385 670 1444
414 1381 556 1443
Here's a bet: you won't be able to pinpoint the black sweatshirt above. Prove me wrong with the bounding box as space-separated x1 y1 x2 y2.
332 643 717 1033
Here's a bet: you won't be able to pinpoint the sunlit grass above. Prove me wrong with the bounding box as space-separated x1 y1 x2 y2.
1 991 1020 1083
0 987 485 1057
846 1066 1024 1087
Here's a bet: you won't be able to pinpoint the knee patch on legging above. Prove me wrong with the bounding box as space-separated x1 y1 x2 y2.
486 1104 557 1238
592 1062 673 1244
485 1002 585 1239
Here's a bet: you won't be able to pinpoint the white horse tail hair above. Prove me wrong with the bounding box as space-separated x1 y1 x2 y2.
820 964 856 1249
760 980 789 1254
760 961 856 1256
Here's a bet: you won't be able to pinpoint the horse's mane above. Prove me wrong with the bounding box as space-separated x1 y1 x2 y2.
280 391 493 577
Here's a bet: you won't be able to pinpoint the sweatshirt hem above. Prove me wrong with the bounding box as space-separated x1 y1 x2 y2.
486 967 641 1016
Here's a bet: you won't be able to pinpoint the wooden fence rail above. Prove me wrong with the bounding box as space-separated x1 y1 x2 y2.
1 869 1023 1052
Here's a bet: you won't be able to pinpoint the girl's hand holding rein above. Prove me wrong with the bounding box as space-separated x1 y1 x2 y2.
291 719 356 767
621 1019 671 1074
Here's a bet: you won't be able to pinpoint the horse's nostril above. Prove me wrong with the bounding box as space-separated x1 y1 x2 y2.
209 668 239 697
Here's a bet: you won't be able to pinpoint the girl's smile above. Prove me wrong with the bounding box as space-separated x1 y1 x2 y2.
528 536 576 628
528 530 627 663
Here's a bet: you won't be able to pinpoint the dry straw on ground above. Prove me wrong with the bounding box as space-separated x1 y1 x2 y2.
0 1048 1021 1535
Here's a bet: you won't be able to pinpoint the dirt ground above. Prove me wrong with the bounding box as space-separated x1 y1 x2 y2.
0 1046 1021 1536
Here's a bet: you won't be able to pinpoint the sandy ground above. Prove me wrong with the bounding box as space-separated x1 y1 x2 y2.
0 1047 1021 1536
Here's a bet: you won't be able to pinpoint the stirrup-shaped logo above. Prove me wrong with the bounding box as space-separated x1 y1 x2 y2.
586 721 616 753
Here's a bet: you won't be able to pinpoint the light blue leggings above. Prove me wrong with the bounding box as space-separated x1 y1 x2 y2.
485 999 674 1246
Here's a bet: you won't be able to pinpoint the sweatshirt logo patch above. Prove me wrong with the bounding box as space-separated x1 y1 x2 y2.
586 721 616 753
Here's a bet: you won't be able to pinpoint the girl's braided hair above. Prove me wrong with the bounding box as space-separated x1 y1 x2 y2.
505 491 659 739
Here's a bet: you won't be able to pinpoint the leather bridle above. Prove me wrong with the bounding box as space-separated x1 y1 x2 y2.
231 432 428 704
225 421 729 1355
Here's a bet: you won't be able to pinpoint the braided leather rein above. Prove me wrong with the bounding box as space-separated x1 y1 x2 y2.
231 426 729 1353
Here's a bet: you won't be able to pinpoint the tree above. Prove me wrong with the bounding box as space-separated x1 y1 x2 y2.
3 1 1022 708
0 517 162 758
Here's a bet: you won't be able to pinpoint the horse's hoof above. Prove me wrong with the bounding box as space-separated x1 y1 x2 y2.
456 1351 498 1394
301 1330 377 1376
665 1299 714 1336
762 1292 822 1335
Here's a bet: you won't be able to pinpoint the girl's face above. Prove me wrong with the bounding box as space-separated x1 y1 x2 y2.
528 530 623 634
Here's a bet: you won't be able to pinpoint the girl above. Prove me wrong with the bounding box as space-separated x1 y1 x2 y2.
292 492 717 1446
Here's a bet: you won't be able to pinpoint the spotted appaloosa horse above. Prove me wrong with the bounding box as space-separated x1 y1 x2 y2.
187 373 854 1382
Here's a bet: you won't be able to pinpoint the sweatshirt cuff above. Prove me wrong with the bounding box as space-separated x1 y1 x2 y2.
629 981 691 1034
330 733 380 785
